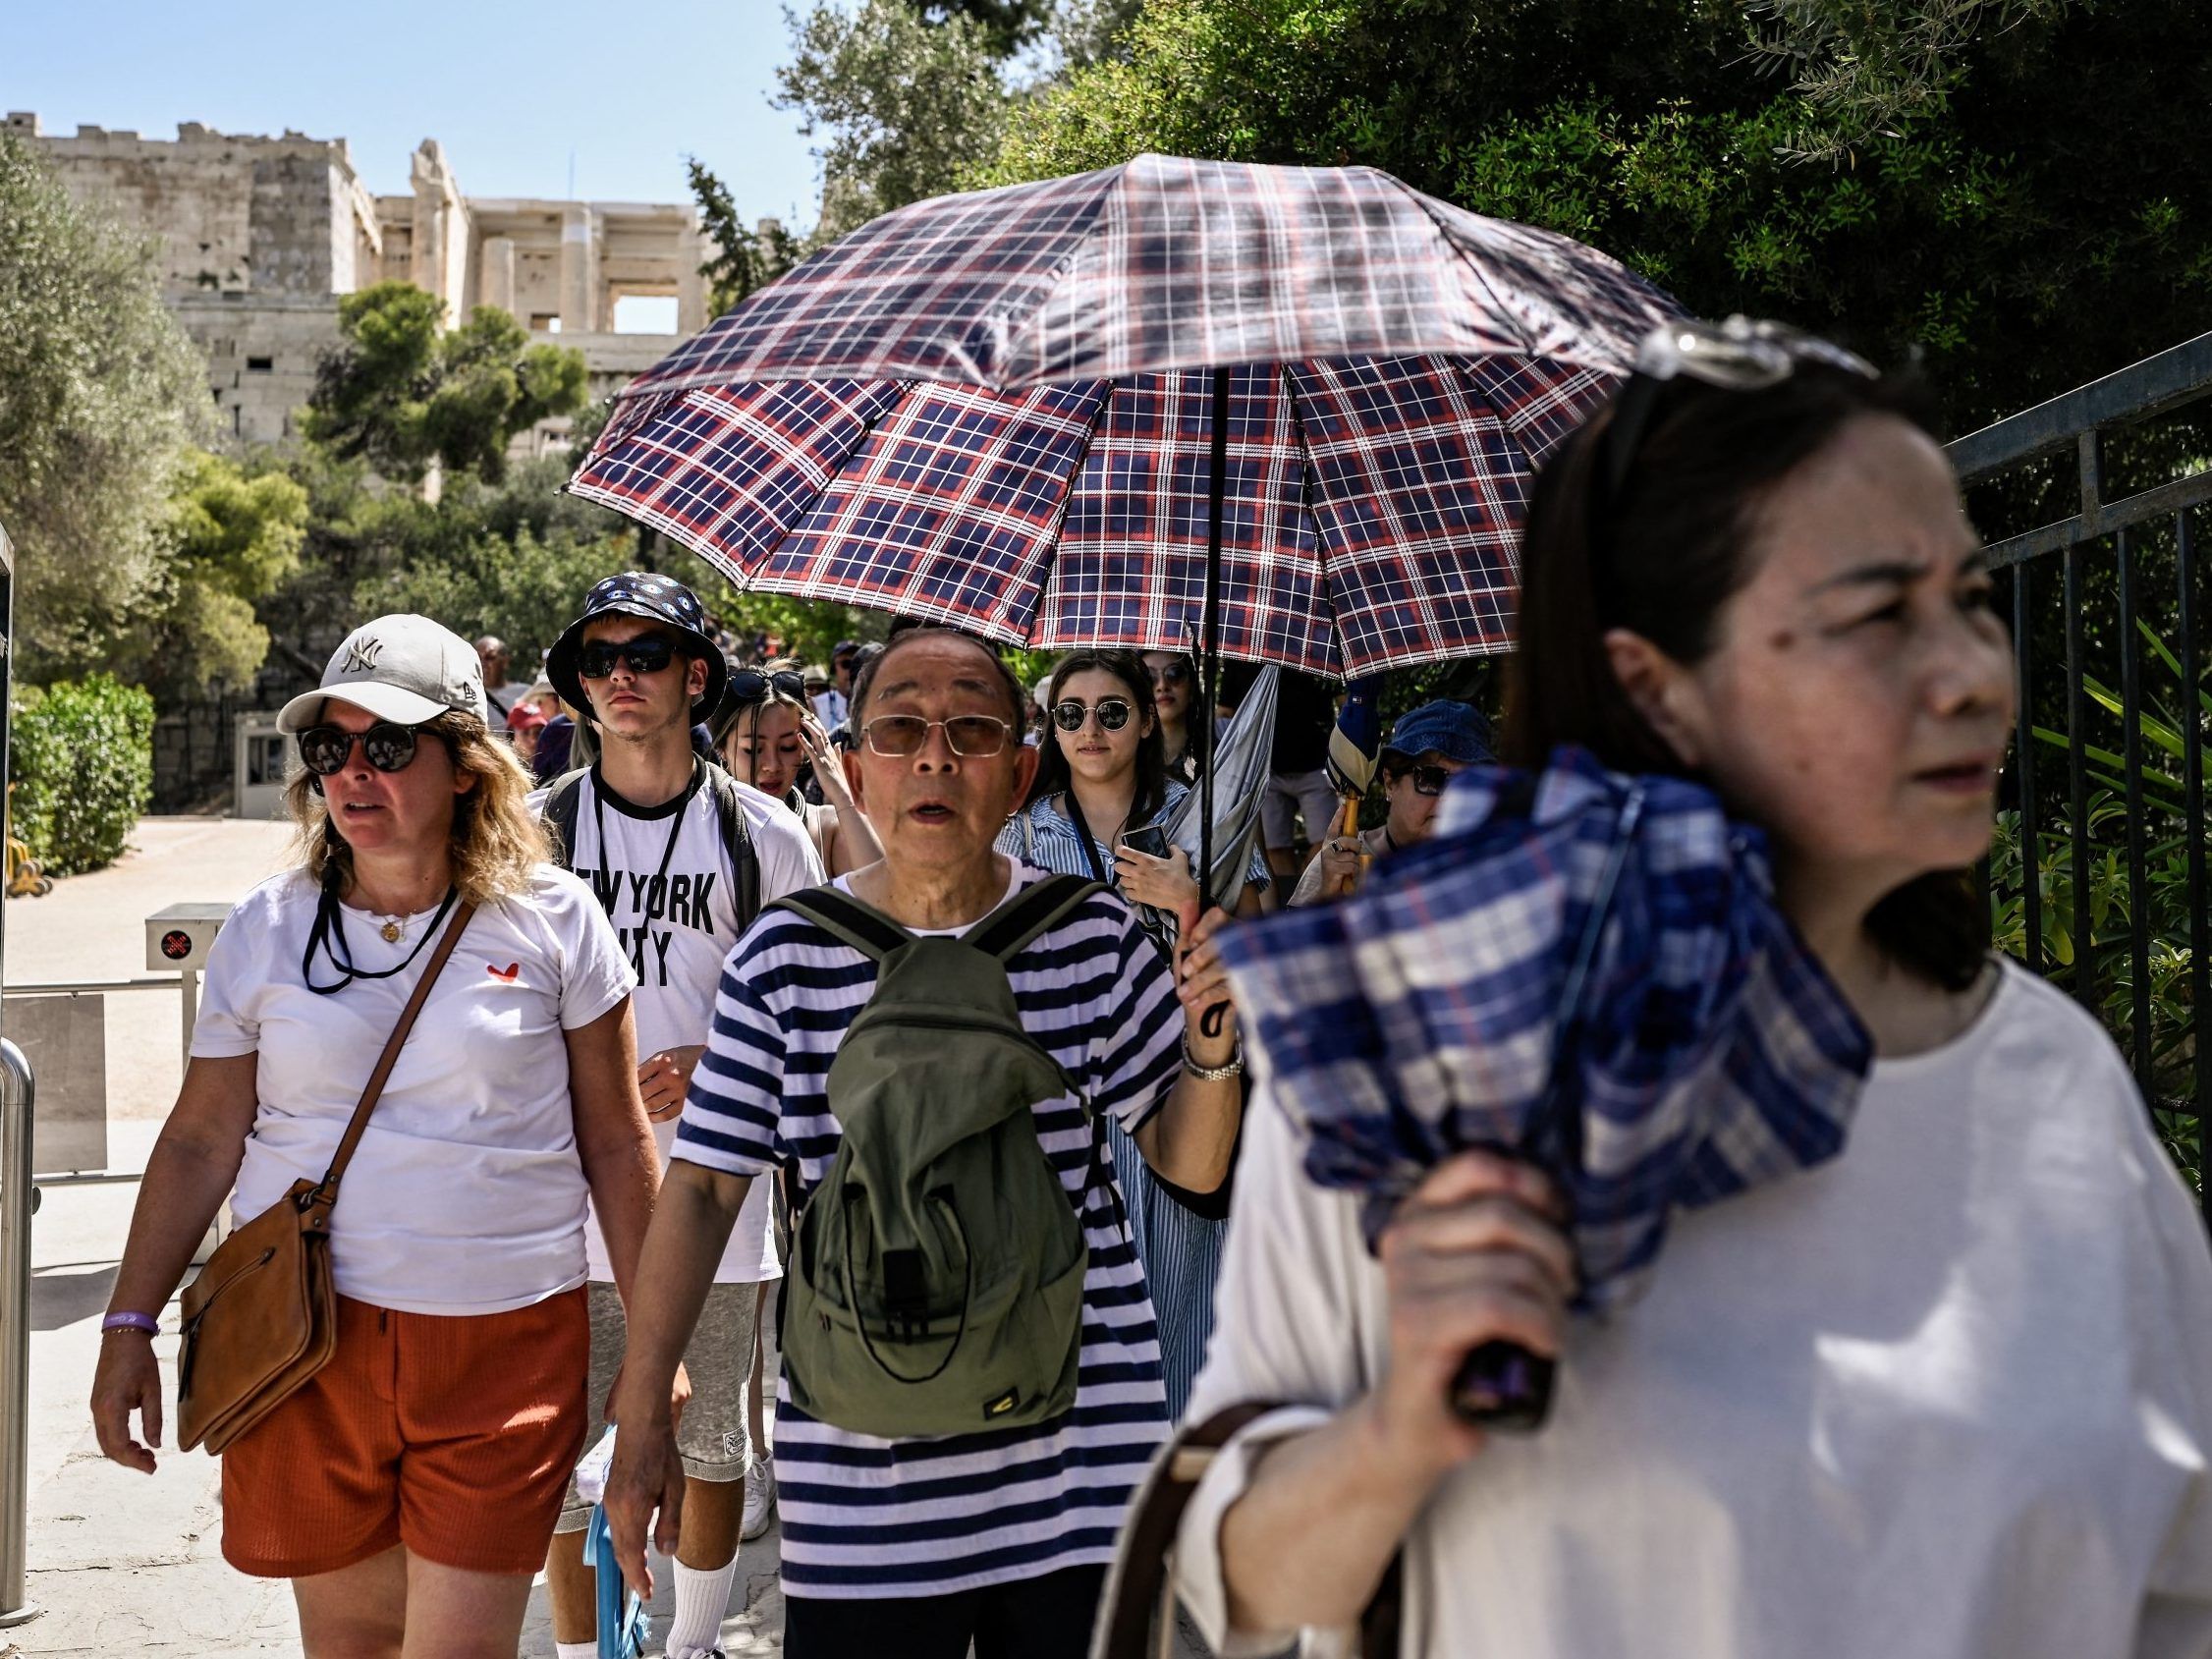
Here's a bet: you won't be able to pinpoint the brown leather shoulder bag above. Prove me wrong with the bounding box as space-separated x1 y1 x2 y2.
177 901 475 1454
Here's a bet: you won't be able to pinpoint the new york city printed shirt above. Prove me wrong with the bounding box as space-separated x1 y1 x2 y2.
534 763 824 1280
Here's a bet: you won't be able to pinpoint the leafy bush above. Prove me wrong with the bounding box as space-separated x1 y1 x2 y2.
10 675 155 876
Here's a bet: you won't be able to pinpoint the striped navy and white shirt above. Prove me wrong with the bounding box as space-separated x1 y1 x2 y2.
674 863 1182 1600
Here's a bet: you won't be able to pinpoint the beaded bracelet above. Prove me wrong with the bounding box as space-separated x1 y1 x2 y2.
100 1311 159 1337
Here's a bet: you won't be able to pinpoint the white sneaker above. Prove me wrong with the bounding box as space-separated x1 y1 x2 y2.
741 1456 778 1541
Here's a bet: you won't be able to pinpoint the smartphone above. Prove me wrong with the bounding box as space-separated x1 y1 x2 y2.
1119 825 1171 859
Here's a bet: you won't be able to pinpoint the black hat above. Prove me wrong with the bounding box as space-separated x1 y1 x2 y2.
546 572 729 726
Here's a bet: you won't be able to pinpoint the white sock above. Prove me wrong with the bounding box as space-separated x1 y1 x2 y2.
666 1555 740 1658
555 1643 597 1659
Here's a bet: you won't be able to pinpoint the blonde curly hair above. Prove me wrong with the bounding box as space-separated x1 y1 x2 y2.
286 709 550 907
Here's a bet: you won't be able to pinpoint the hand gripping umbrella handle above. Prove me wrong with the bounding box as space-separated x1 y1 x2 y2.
1449 1342 1556 1434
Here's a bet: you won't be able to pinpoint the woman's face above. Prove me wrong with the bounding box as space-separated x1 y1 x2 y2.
317 699 470 859
1626 414 2014 895
723 700 806 798
1143 652 1191 726
1053 668 1152 788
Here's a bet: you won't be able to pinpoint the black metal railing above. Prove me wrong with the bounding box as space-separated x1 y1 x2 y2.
1950 332 2212 1219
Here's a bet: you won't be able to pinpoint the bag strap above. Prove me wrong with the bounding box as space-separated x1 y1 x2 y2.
968 872 1102 963
1092 1401 1409 1659
310 900 477 1207
541 768 590 870
707 765 763 927
1059 791 1117 889
768 888 914 962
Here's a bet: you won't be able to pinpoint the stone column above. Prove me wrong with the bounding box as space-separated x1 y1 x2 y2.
560 204 597 335
480 236 517 320
676 221 708 333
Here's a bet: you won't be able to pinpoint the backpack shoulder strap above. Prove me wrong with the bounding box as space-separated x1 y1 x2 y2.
968 873 1104 964
540 768 590 870
707 764 762 926
767 889 913 962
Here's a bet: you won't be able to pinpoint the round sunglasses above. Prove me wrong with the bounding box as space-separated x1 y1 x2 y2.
577 634 682 679
1052 696 1134 734
1146 660 1192 688
298 721 425 776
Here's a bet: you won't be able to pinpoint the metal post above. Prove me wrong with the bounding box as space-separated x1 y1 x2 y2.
180 966 198 1077
0 1037 40 1628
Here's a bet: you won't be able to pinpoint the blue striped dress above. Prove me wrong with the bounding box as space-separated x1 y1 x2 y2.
675 871 1181 1599
997 786 1262 1421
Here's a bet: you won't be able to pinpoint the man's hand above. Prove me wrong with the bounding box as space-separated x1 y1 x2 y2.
603 1402 687 1601
604 1358 692 1431
637 1046 704 1122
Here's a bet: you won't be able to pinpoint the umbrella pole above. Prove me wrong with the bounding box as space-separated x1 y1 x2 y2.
1200 364 1230 916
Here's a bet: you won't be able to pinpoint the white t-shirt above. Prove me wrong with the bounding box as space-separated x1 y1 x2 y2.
1177 961 2212 1659
531 764 825 1281
192 866 636 1316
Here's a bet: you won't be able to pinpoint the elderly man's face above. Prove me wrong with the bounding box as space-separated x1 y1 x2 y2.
843 636 1034 879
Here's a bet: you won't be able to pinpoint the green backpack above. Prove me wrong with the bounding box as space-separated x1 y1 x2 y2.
772 874 1110 1439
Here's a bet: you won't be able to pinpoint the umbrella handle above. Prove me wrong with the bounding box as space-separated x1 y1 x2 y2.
1448 1341 1555 1434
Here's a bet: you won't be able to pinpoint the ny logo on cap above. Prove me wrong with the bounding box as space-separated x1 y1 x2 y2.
342 636 383 674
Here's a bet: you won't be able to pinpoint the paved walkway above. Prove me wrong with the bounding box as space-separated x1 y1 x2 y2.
9 818 786 1657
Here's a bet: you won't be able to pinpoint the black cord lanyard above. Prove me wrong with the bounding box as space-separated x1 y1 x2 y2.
304 880 462 997
590 760 700 926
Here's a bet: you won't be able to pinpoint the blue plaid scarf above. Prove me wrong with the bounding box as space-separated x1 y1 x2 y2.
1218 747 1874 1310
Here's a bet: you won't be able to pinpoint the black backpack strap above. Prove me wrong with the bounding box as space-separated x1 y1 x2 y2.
767 889 913 962
707 764 762 927
539 768 591 871
968 873 1104 963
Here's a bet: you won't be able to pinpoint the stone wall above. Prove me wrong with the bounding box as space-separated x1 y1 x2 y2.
180 293 342 446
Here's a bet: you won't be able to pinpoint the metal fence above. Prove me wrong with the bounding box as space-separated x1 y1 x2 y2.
1949 331 2212 1221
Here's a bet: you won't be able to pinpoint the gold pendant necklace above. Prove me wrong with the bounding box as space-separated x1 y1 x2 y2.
378 918 403 944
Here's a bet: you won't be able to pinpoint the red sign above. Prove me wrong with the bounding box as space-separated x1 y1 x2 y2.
159 929 193 962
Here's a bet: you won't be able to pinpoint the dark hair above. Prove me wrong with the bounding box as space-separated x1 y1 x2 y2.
1023 650 1169 821
1505 361 1986 992
847 625 1028 734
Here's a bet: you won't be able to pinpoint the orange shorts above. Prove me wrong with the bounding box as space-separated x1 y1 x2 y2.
220 1289 588 1578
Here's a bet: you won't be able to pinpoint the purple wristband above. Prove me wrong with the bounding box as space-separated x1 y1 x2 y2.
100 1311 159 1336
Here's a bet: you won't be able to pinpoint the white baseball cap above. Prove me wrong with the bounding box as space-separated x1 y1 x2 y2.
276 615 491 734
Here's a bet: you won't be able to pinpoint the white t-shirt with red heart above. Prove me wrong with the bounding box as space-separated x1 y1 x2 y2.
192 864 636 1316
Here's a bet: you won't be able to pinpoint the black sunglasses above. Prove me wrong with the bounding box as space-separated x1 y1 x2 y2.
1597 317 1877 507
1052 696 1134 734
1410 764 1453 798
1146 660 1192 688
298 721 423 776
727 668 806 705
577 635 682 679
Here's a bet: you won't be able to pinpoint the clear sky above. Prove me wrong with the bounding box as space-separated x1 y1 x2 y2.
1 0 822 223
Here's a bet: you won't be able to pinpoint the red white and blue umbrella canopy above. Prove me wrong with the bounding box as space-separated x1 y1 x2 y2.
570 153 1677 677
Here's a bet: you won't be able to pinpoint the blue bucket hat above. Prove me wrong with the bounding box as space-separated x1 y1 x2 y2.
1381 698 1493 768
546 572 728 725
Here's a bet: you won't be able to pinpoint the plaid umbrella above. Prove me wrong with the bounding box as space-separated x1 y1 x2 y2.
1215 747 1872 1418
571 153 1677 885
575 354 1618 679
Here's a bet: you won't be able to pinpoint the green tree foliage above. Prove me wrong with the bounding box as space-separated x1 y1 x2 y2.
302 283 589 484
0 133 209 681
256 452 632 671
909 0 1056 55
781 0 1014 241
124 451 310 698
688 158 807 320
981 0 2212 432
10 676 155 876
